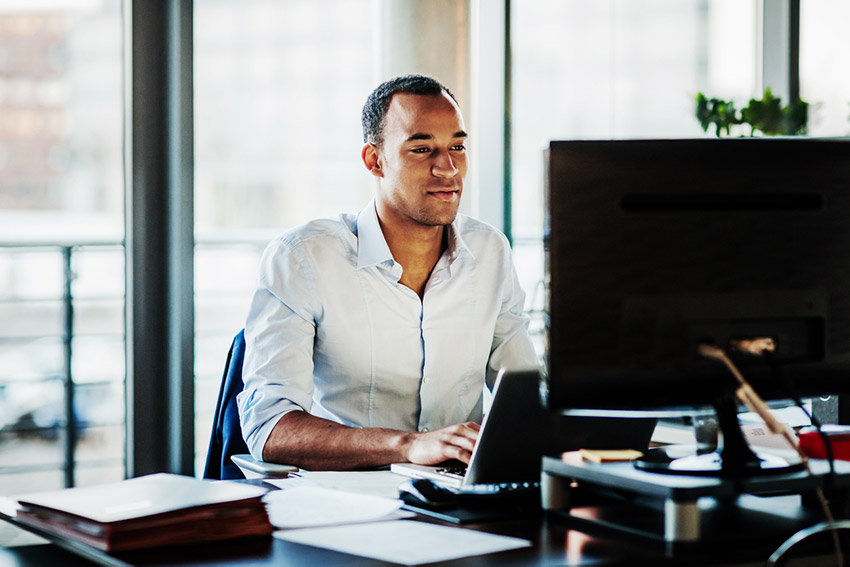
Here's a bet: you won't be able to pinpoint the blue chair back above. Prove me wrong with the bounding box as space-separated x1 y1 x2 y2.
203 330 251 480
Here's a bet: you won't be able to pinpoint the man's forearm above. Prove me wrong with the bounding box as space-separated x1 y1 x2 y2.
262 410 415 470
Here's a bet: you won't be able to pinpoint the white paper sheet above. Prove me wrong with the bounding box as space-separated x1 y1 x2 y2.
266 470 407 499
275 519 531 565
263 485 410 529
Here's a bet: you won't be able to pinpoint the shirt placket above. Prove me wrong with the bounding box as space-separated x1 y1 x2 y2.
417 257 452 433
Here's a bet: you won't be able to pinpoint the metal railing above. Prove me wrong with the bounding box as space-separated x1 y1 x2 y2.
0 234 273 487
0 241 125 488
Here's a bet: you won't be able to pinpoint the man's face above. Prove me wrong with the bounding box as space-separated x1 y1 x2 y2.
368 92 468 228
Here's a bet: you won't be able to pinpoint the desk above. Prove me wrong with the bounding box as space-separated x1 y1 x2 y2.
0 513 811 567
0 463 850 567
1 502 840 566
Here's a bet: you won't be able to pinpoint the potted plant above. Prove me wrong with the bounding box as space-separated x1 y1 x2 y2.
696 88 808 137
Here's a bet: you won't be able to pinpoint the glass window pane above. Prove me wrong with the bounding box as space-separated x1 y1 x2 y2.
0 334 63 383
512 0 758 241
0 380 65 461
800 0 850 136
510 0 759 324
0 4 123 241
193 0 374 473
0 1 125 495
194 0 374 234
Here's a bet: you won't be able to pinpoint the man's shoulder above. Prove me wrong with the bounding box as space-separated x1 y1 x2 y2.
454 214 510 246
269 213 357 250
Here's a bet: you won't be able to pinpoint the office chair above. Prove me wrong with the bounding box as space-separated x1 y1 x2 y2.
203 329 296 480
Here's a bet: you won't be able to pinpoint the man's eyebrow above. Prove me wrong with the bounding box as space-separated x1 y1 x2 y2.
405 131 468 142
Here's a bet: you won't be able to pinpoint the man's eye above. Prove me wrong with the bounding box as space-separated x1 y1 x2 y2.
451 145 466 151
411 147 430 153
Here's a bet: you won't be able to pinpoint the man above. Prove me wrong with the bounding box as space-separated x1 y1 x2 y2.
237 74 539 471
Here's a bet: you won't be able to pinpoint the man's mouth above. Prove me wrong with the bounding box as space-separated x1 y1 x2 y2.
428 190 458 202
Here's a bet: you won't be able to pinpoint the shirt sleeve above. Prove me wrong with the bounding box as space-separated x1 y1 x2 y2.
486 240 541 391
237 237 319 461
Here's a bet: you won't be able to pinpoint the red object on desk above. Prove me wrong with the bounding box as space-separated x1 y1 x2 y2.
798 425 850 460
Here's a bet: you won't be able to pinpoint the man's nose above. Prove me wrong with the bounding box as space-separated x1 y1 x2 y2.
431 150 458 177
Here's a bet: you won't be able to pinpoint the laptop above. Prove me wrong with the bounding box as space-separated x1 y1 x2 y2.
391 368 548 488
391 368 658 489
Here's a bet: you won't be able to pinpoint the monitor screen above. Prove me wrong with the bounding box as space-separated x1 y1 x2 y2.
544 138 850 416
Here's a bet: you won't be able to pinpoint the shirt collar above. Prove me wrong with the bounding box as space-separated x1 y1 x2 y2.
446 216 475 264
356 199 395 269
355 199 476 269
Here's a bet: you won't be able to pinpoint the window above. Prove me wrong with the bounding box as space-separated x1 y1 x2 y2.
800 0 850 136
193 0 374 472
0 1 125 500
510 0 759 313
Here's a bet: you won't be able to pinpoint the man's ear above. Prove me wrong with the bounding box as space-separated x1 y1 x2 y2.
361 143 383 177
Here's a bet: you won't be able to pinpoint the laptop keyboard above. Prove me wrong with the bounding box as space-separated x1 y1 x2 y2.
436 466 541 500
436 466 467 480
453 481 541 501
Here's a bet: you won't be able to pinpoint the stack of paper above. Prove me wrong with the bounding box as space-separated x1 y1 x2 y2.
262 473 531 565
12 473 273 552
263 484 411 528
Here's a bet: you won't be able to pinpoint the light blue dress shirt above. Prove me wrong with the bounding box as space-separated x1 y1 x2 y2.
237 199 540 461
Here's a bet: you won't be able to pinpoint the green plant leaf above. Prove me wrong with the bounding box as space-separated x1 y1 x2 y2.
696 87 809 137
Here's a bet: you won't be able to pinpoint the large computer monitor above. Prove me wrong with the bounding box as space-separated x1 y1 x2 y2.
543 138 850 474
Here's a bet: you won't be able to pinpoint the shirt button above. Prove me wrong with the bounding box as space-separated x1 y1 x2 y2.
423 377 430 384
420 427 429 432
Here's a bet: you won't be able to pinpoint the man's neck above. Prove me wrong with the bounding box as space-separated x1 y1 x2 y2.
379 218 447 299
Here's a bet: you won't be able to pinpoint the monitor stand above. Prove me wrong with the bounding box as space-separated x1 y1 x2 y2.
541 451 850 553
635 387 804 476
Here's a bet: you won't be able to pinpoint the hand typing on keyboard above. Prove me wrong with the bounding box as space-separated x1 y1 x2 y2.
405 423 481 466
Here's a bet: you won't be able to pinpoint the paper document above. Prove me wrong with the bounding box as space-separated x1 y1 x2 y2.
264 485 410 529
267 470 406 499
275 519 531 565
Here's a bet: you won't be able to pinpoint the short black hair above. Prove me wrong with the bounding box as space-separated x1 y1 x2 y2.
361 74 456 146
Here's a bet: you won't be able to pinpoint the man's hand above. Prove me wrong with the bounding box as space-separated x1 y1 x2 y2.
405 422 481 465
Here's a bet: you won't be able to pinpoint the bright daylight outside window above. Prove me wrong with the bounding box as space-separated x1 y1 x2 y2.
800 0 850 137
0 0 125 508
193 0 374 473
510 0 758 335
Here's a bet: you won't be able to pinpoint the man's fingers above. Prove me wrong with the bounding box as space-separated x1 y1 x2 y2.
450 446 474 464
406 422 482 465
442 422 480 455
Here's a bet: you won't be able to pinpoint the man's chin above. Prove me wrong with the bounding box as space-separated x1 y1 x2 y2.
419 208 458 227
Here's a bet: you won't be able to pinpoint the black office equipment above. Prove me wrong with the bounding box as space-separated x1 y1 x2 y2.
398 479 459 509
543 451 850 550
543 138 850 475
